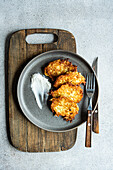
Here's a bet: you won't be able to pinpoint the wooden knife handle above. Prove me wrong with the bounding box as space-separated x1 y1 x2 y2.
85 110 92 147
92 105 99 133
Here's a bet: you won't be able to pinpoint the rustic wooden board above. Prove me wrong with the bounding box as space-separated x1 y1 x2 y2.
7 28 78 152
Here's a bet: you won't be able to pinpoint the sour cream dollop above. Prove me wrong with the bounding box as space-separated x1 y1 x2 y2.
31 73 51 109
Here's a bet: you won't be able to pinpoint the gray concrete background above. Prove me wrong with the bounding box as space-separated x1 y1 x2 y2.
0 0 113 169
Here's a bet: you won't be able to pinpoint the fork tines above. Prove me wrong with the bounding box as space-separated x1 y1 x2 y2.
86 73 95 92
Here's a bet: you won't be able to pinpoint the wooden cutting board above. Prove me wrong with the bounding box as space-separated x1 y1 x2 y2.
7 28 78 152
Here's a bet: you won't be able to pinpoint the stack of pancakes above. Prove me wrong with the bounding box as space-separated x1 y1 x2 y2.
44 59 85 122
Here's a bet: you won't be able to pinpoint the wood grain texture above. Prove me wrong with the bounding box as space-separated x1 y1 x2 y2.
93 107 99 133
8 28 77 152
85 110 92 147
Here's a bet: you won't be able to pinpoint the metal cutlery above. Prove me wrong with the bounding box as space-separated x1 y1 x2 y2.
85 73 95 147
92 57 99 133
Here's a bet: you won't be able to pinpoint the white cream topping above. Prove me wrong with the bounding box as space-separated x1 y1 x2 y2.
31 73 51 109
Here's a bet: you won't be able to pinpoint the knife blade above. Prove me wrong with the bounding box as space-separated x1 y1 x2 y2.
92 57 99 133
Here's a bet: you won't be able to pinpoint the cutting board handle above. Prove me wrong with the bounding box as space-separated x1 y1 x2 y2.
25 28 58 45
26 28 58 35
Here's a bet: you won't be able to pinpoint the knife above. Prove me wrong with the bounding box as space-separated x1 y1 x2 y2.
92 57 99 133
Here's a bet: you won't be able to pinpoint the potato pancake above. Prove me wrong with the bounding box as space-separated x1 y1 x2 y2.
44 59 77 80
51 83 83 103
51 96 79 122
54 71 85 88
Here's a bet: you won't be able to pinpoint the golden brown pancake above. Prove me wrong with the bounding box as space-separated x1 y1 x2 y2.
51 83 83 103
54 71 86 88
44 59 77 80
51 96 79 122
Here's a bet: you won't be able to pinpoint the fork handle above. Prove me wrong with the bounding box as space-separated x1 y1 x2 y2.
85 110 92 147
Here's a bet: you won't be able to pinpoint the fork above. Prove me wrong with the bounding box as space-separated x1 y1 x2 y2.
85 73 95 147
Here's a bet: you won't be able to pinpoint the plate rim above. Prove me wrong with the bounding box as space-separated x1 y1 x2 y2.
17 49 99 132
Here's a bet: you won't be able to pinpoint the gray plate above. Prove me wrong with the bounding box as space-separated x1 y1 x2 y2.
17 50 99 132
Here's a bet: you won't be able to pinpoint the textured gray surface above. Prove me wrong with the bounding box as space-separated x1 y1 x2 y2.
0 0 113 170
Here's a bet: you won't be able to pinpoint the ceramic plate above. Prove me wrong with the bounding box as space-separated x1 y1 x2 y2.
17 50 99 132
